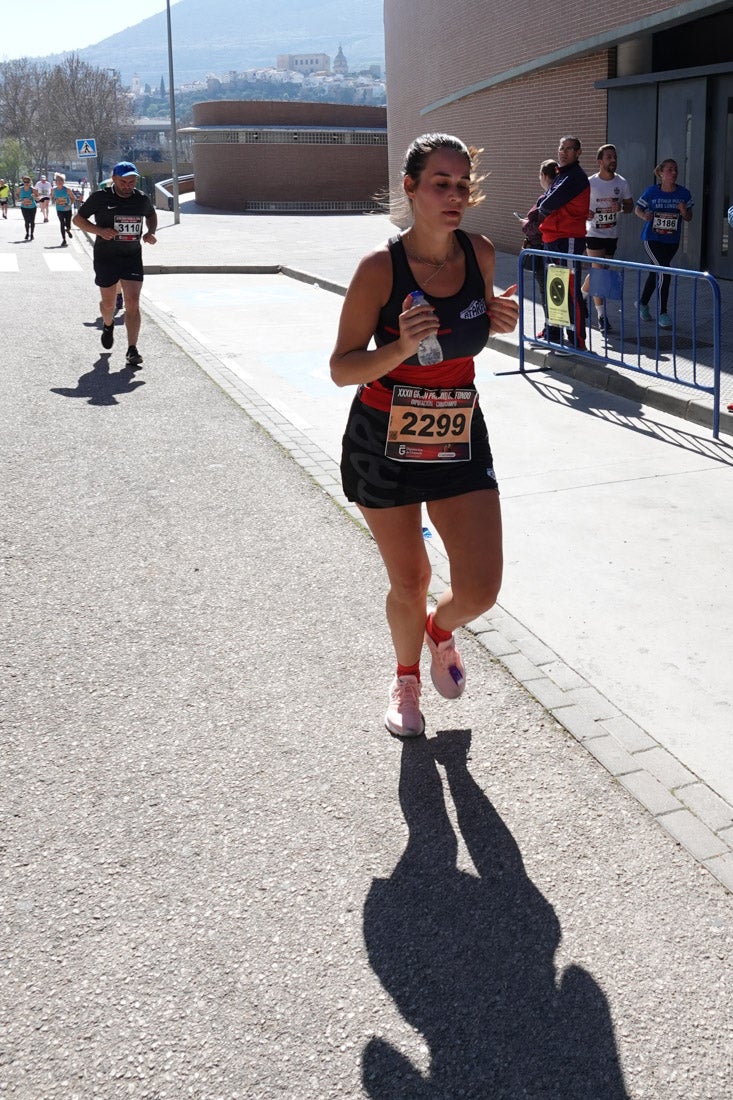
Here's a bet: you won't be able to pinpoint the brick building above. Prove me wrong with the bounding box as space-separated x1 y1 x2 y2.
183 101 387 213
384 1 733 280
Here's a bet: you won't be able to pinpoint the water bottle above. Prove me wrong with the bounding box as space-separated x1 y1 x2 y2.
410 290 443 365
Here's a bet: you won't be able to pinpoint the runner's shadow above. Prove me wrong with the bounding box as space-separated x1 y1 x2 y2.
362 731 629 1099
50 354 144 406
82 315 123 331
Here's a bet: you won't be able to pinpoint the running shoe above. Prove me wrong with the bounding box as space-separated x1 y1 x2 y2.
101 323 114 350
597 314 612 333
658 312 672 329
67 230 73 238
126 346 143 367
424 631 466 699
115 292 123 312
61 240 67 247
385 675 425 738
638 303 652 322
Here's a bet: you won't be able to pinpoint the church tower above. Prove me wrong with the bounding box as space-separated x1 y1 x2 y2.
333 44 348 75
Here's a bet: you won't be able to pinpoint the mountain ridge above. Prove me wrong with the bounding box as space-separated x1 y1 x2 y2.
29 0 385 88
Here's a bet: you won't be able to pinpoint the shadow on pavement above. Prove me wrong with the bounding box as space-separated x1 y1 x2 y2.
523 372 733 464
362 731 629 1099
50 355 144 406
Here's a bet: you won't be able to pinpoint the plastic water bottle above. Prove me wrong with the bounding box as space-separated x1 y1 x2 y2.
410 290 443 365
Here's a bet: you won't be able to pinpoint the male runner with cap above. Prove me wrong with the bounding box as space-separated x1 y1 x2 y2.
73 161 157 368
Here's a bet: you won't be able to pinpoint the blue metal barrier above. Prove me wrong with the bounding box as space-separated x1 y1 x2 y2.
518 248 722 438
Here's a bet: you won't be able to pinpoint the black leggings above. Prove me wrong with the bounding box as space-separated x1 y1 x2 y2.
21 207 36 235
57 209 72 238
640 240 679 313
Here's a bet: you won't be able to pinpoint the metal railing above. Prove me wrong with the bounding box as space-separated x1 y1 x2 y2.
517 248 722 438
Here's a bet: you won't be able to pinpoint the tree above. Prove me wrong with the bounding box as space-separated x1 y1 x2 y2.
1 55 133 181
0 59 53 171
159 76 166 99
0 136 26 188
46 55 133 177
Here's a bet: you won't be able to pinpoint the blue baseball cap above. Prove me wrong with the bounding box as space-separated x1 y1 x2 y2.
112 161 138 178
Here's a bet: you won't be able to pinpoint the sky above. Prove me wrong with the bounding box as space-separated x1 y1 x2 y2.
0 1 172 62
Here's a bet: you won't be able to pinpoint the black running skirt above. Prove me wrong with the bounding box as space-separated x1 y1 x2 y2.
340 395 499 509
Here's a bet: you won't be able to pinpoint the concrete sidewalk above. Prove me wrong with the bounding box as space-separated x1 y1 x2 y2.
3 198 733 1098
146 198 733 435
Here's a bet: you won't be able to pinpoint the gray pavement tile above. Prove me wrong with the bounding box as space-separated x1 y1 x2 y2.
618 770 684 817
513 636 558 666
677 783 733 834
659 810 730 862
552 686 621 721
474 629 520 658
550 705 607 743
599 714 657 754
704 853 733 894
633 747 699 791
501 652 546 683
583 736 641 778
542 661 590 692
524 676 576 710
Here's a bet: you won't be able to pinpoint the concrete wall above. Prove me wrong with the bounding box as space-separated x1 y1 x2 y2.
192 101 387 129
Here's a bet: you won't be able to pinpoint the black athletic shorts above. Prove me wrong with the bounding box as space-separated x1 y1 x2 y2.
93 252 144 287
341 394 498 509
585 237 618 256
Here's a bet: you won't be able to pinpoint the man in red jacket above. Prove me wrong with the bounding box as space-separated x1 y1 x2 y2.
538 135 590 348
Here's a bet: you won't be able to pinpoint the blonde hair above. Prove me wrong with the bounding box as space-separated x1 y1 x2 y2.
654 158 677 181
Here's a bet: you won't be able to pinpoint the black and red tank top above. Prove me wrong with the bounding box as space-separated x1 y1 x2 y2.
360 229 490 412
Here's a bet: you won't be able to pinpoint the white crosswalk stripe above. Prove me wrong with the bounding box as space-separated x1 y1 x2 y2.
44 253 83 272
0 249 83 273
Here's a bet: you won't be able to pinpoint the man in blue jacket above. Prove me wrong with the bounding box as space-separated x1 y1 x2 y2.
538 136 590 348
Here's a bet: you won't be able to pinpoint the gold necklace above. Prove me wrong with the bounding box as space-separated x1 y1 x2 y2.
404 236 457 287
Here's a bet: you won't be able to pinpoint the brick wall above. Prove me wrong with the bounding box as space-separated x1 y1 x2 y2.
193 144 387 208
188 101 388 209
383 0 711 256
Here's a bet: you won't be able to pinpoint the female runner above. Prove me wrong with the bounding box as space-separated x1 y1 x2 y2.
330 133 518 737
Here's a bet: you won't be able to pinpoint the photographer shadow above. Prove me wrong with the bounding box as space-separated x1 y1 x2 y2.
50 354 144 406
363 731 629 1099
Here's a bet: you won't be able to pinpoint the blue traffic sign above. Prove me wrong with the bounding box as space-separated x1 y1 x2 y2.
76 138 97 158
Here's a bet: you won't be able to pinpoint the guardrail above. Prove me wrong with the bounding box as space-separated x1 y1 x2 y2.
154 174 195 211
517 249 722 438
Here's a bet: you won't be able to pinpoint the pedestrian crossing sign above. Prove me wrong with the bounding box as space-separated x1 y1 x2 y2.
76 138 97 158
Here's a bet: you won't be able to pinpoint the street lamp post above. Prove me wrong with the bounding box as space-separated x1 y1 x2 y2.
166 0 180 224
106 69 120 167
